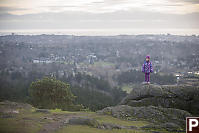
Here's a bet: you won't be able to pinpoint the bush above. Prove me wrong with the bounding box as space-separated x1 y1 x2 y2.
28 77 76 110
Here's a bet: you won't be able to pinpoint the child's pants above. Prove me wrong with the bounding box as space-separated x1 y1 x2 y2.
145 73 150 82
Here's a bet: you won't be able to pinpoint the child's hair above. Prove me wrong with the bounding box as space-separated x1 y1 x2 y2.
146 55 150 59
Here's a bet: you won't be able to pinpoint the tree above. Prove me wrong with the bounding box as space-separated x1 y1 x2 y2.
28 77 76 110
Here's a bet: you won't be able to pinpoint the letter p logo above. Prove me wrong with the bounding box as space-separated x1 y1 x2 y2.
187 117 199 133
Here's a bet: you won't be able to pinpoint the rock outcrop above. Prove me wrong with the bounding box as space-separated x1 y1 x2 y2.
97 84 199 131
119 84 199 115
97 105 191 131
0 100 33 114
68 117 99 127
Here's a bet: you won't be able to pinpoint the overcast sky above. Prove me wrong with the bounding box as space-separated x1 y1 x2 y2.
0 0 199 34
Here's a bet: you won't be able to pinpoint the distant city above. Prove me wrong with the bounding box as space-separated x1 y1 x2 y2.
0 33 199 86
0 28 199 36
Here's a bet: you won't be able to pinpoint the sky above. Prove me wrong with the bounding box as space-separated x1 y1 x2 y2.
0 0 199 35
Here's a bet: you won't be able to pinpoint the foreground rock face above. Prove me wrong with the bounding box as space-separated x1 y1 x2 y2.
97 84 199 131
68 117 99 127
119 84 199 115
0 100 33 114
97 105 191 131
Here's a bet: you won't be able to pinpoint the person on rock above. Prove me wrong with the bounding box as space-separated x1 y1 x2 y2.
142 55 153 84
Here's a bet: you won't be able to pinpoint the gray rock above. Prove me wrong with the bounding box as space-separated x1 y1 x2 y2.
0 100 33 113
0 114 14 118
141 122 183 132
160 122 180 131
119 84 199 115
140 124 162 130
97 105 191 130
68 117 99 127
98 123 124 129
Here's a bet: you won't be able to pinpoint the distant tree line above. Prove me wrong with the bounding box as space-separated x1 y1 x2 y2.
0 71 126 111
61 72 127 111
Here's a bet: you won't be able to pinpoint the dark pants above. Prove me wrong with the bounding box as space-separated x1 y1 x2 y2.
145 73 150 82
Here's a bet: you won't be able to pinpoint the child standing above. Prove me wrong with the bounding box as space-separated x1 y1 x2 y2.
142 55 153 84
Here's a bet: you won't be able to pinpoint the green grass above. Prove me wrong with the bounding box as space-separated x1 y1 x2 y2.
0 107 49 133
49 108 95 115
122 85 133 94
122 84 143 94
50 108 77 114
93 114 149 127
0 117 42 133
56 125 148 133
0 103 179 133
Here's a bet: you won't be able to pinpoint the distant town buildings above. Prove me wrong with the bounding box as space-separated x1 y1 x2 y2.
87 53 97 64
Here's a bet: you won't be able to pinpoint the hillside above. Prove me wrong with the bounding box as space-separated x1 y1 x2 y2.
1 83 198 133
0 101 153 133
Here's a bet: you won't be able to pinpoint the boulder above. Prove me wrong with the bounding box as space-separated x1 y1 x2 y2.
0 100 33 114
119 84 199 115
98 123 124 129
97 105 191 130
141 122 182 132
68 117 99 127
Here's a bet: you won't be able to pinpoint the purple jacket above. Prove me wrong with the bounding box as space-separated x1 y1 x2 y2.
142 61 153 73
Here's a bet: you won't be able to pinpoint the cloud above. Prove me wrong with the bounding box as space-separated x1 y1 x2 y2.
0 6 28 12
0 10 198 30
0 0 199 15
0 0 198 33
178 0 199 4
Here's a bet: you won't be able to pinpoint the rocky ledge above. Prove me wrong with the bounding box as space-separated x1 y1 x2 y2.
97 84 199 132
119 84 199 115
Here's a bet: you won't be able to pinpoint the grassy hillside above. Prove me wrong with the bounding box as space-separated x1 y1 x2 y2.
0 101 176 133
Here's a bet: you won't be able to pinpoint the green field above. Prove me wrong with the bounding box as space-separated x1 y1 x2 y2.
0 101 178 133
